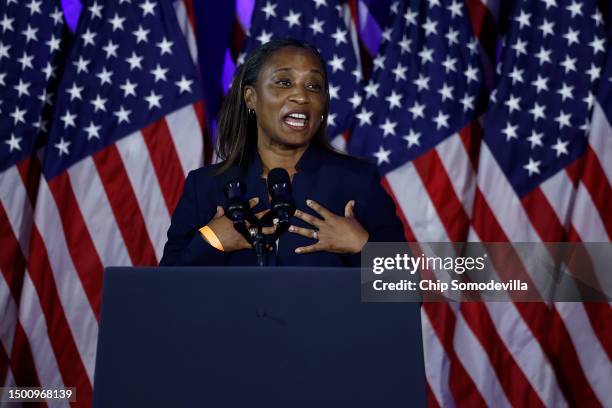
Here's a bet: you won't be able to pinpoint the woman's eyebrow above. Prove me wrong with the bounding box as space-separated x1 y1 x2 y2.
272 67 323 76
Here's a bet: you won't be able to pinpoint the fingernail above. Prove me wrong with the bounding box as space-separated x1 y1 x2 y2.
295 248 302 253
306 199 312 206
254 197 259 203
289 226 295 232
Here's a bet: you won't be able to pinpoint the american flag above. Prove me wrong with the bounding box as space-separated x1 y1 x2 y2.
241 0 363 147
0 0 205 405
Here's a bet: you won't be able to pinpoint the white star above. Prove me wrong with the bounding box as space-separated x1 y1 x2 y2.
13 79 30 97
132 25 149 43
348 91 362 109
89 1 103 18
120 80 137 97
262 1 277 19
563 27 580 46
256 29 272 44
385 91 403 110
464 65 478 83
557 83 574 101
445 28 459 45
560 55 576 73
283 9 301 28
5 133 21 152
554 110 572 129
540 0 557 9
21 25 38 43
538 19 554 37
534 47 552 65
467 38 478 55
404 9 417 26
589 37 605 55
126 52 143 70
551 138 569 157
54 138 71 156
18 52 34 70
73 56 90 74
0 15 14 33
529 102 546 121
418 46 434 64
351 68 362 82
433 111 449 130
438 82 454 101
511 38 528 56
587 64 601 82
108 13 125 31
381 27 392 42
0 42 10 60
373 146 391 165
66 83 83 101
423 18 438 36
331 28 347 45
356 107 373 126
392 63 407 81
501 122 518 141
140 0 156 16
176 75 193 93
96 67 113 85
413 74 430 91
150 64 168 82
91 94 107 112
527 130 544 148
33 115 47 133
398 35 411 54
580 119 591 134
504 94 521 113
156 37 173 55
403 130 421 148
327 112 337 127
42 63 55 80
114 106 131 124
103 40 119 58
46 35 61 52
583 92 594 110
523 157 541 176
514 10 531 28
379 118 397 137
531 75 549 93
460 93 475 111
592 10 604 26
10 107 26 125
373 54 386 71
84 121 101 140
442 56 457 73
390 1 399 14
49 7 63 24
364 81 379 98
82 29 96 46
508 67 524 84
145 91 162 109
38 89 53 106
328 54 345 73
26 0 42 15
328 83 340 100
0 72 5 86
447 1 462 17
60 110 77 129
309 18 324 35
408 101 426 119
566 0 582 17
313 0 327 8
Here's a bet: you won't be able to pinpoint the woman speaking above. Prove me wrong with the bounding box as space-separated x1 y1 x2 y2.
160 38 405 266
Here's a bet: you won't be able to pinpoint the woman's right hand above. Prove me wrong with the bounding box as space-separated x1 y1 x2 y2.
205 197 274 252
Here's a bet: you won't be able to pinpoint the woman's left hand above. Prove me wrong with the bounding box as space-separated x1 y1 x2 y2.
289 199 369 254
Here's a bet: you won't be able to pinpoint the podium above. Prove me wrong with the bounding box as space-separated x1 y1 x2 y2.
93 267 426 407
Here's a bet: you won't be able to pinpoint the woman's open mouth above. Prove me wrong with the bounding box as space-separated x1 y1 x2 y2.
283 112 309 130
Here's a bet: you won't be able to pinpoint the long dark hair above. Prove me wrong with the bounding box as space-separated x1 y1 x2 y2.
215 38 338 175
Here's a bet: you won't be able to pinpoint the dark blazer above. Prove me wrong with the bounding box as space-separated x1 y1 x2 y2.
160 144 406 267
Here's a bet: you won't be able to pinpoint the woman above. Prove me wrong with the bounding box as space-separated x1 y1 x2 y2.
160 38 405 266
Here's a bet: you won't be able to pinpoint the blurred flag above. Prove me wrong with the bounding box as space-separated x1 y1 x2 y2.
2 0 207 404
470 0 611 406
0 0 72 394
241 0 362 147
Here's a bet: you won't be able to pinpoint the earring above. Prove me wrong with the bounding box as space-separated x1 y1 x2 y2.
248 108 255 116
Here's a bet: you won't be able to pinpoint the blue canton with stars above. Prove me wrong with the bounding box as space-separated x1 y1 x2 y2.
347 0 484 172
242 0 361 136
0 0 69 172
483 0 608 197
43 0 202 180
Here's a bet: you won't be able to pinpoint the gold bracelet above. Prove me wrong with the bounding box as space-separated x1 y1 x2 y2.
199 225 224 252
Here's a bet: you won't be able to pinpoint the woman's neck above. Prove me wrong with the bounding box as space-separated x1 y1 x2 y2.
257 139 308 178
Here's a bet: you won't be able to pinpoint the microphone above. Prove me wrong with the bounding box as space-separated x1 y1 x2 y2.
223 167 257 225
266 168 295 230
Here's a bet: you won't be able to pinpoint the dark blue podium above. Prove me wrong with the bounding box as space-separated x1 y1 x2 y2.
93 267 425 407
